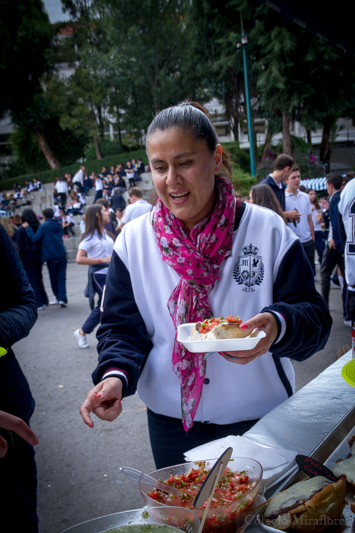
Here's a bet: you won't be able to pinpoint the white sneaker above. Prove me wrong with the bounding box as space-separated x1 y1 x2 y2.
50 299 59 305
37 306 44 311
59 301 67 307
344 320 352 328
74 329 90 349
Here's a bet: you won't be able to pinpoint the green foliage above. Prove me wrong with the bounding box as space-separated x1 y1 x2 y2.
256 136 326 181
223 142 251 173
0 0 54 120
85 139 124 160
7 117 89 177
231 166 256 196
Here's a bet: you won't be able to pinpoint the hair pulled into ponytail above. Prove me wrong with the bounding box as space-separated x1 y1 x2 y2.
146 101 232 180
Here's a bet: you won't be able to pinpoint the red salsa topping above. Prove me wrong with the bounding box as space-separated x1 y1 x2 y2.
199 316 242 334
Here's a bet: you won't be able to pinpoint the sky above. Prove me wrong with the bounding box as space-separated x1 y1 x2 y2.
42 0 71 23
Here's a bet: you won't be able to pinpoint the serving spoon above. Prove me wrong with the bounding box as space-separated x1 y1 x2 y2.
120 466 183 497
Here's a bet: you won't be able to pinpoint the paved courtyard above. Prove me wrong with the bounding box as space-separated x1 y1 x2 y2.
13 261 352 532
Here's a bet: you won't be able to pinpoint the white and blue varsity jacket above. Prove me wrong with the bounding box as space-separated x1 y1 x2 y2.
93 202 332 425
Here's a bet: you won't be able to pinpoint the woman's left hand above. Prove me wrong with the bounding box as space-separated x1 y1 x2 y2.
22 222 29 228
219 312 278 365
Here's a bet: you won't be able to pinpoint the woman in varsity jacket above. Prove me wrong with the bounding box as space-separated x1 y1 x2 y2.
80 102 331 468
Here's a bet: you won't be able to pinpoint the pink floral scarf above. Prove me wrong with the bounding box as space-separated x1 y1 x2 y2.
151 176 236 431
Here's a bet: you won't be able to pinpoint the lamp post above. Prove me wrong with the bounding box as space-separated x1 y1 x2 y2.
238 19 255 176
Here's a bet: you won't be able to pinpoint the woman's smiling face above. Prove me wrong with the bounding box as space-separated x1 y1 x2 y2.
148 128 222 230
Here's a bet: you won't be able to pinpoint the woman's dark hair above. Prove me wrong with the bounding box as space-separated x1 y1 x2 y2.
251 184 286 222
306 188 321 210
81 204 105 241
146 101 232 180
22 208 40 232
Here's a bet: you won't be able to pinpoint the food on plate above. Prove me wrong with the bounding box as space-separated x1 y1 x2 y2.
330 435 355 485
191 316 249 341
333 455 355 484
263 476 346 532
348 435 355 455
146 461 258 533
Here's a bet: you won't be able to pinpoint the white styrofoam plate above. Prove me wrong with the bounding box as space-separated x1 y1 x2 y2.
177 323 266 353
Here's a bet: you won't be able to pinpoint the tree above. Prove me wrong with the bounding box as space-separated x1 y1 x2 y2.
0 0 62 169
60 0 203 144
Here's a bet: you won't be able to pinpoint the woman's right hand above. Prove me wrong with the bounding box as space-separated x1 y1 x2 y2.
102 256 111 263
80 377 123 428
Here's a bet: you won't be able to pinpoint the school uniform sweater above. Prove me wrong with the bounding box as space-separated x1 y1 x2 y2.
93 202 331 425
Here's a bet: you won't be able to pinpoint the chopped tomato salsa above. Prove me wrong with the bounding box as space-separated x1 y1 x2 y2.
198 316 242 334
147 462 256 533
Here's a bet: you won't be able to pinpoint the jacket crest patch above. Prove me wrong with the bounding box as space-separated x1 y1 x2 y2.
233 243 264 292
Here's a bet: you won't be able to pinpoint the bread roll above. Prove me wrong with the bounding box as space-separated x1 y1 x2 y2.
263 476 346 533
191 317 249 341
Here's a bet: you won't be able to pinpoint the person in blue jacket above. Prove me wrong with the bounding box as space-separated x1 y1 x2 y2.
23 208 68 307
0 225 39 532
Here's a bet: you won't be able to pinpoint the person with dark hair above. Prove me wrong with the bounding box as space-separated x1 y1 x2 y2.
32 178 43 192
80 101 331 469
320 173 350 326
0 225 39 532
16 209 49 310
110 188 126 213
259 156 300 224
249 183 286 222
284 166 315 278
137 157 145 175
95 198 116 236
74 204 113 349
124 160 137 187
23 208 68 307
59 209 76 238
55 176 68 207
93 175 103 203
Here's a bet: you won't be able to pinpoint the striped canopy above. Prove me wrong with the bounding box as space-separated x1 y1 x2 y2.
300 178 327 191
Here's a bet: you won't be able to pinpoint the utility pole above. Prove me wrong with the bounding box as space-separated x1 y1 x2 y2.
238 15 255 176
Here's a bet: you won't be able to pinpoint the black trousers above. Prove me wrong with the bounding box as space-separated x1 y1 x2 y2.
21 252 48 307
147 408 259 469
0 428 38 532
47 257 67 303
320 246 349 319
301 239 315 275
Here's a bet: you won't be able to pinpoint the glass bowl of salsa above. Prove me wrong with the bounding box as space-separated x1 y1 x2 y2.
139 457 262 533
60 506 200 533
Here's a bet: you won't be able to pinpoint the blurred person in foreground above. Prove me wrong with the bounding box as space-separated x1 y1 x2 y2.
80 102 331 469
0 225 39 531
338 174 355 326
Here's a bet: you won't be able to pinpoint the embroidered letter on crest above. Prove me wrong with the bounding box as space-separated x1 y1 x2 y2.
233 243 264 292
